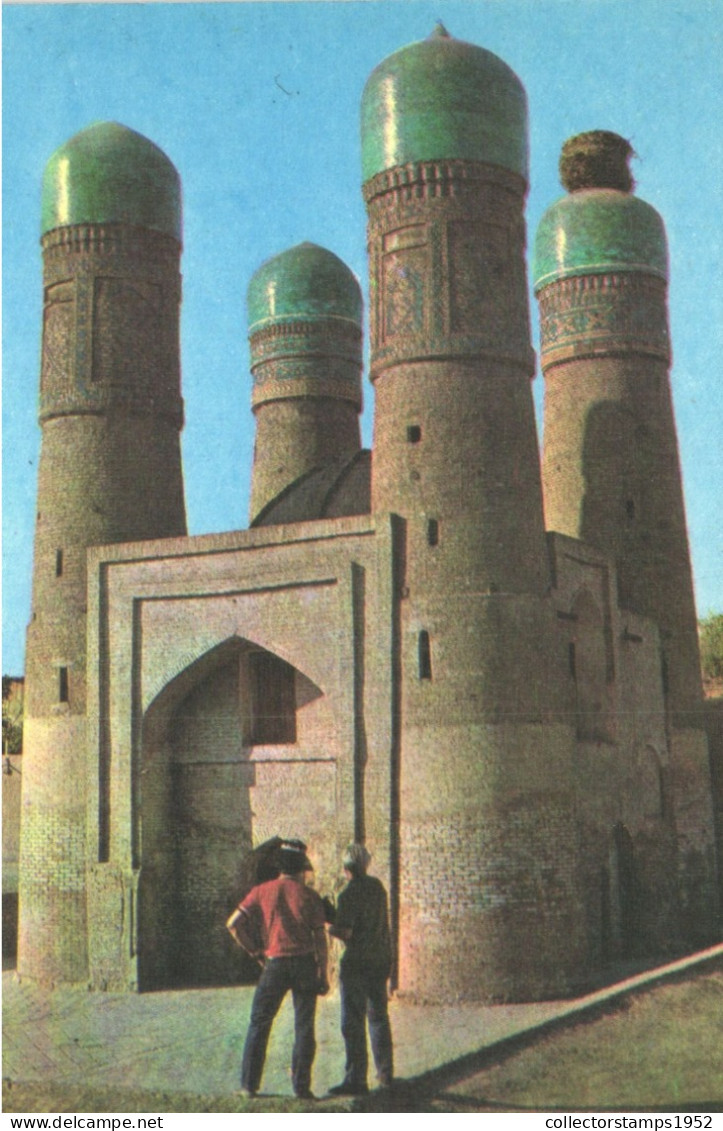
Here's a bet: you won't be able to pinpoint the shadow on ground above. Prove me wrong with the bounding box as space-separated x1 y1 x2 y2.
4 950 722 1113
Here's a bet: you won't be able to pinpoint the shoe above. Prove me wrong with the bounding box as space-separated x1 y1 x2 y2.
294 1089 316 1101
237 1087 256 1099
327 1081 369 1096
377 1075 394 1089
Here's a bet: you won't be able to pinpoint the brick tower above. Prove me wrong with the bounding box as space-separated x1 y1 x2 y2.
533 131 718 942
362 27 587 1001
247 242 363 523
18 122 187 984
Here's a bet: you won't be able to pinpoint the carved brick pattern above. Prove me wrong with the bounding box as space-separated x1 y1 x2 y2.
362 159 525 208
39 224 183 425
251 356 362 408
365 160 532 374
249 319 362 367
75 276 92 389
42 225 179 275
448 221 512 342
253 357 358 384
41 288 74 394
250 317 363 408
429 221 446 340
251 319 361 342
93 276 162 387
538 273 670 367
383 249 426 339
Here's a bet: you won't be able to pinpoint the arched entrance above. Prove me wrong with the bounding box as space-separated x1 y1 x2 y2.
137 637 325 990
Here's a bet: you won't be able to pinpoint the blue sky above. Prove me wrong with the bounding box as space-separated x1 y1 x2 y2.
3 0 722 675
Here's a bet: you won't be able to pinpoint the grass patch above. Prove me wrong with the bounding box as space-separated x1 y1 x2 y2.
438 969 723 1111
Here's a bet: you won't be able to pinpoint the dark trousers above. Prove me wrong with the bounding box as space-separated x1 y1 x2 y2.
241 954 318 1095
339 963 393 1087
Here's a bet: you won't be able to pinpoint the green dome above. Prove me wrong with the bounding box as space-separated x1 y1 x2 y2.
41 122 181 239
533 189 668 292
361 24 528 183
247 242 362 332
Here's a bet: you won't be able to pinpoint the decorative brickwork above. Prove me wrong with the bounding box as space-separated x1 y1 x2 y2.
365 160 533 376
40 225 183 425
537 272 670 368
250 336 361 408
366 155 547 598
250 320 361 369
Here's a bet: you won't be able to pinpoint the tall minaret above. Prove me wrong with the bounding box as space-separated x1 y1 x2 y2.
247 242 363 523
534 131 718 941
533 131 703 724
18 122 187 984
362 28 586 1002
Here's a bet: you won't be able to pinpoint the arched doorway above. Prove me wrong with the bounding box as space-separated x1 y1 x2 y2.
137 637 325 990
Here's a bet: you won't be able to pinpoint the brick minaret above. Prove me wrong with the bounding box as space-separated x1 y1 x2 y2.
247 242 363 523
534 131 718 942
534 131 703 724
18 122 187 984
363 28 587 1001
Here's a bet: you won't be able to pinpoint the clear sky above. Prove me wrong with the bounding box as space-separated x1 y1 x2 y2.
3 0 722 676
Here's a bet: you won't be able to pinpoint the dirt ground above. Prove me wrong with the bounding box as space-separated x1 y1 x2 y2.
4 967 722 1114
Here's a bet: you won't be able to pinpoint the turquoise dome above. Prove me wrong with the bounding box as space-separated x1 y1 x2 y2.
247 243 362 332
41 122 181 239
361 24 528 183
533 189 668 292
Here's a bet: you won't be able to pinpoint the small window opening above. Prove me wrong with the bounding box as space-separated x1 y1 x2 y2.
58 666 69 703
427 519 439 547
55 549 64 577
568 642 577 681
661 654 669 698
625 499 635 520
249 652 297 744
418 631 432 680
407 425 422 444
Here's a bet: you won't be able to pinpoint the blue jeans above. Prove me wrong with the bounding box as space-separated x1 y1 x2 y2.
241 954 318 1095
339 962 393 1088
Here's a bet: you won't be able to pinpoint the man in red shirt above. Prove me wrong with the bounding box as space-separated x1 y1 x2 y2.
227 841 329 1100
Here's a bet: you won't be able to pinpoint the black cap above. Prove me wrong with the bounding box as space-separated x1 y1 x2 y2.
278 840 312 874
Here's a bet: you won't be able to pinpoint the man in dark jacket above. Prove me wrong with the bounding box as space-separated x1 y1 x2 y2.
328 843 393 1096
227 841 328 1100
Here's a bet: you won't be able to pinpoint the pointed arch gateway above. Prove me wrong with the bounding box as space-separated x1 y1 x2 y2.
137 636 327 990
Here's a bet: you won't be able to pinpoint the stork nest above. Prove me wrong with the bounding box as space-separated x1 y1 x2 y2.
560 130 635 193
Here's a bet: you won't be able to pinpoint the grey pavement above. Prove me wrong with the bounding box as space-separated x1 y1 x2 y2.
3 945 722 1101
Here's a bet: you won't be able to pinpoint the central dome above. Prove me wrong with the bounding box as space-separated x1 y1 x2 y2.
361 24 528 183
247 242 362 332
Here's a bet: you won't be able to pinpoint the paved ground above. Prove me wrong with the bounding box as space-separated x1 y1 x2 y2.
3 945 722 1103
